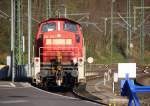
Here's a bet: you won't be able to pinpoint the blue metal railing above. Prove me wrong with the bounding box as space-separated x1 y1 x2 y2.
120 74 150 106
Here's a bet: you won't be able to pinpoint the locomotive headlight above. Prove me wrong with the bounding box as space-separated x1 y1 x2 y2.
73 58 77 64
79 58 83 63
78 57 84 65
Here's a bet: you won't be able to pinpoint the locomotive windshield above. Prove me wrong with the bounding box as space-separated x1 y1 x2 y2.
42 22 56 32
64 21 77 32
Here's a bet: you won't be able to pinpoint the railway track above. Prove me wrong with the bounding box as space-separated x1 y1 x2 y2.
32 83 107 106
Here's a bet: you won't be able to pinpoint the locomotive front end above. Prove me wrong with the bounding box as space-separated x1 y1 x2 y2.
33 19 85 87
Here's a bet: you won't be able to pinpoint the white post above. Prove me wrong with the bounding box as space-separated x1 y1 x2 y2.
108 69 112 81
104 72 108 86
11 0 15 82
28 0 31 77
64 7 67 18
104 75 106 86
113 81 115 93
113 73 118 94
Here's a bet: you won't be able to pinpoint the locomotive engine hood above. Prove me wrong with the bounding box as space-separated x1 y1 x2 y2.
41 32 82 64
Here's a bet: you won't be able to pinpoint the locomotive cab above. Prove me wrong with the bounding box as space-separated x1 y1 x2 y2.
32 18 85 87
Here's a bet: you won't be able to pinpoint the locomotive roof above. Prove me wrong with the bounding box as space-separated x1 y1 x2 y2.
40 18 81 26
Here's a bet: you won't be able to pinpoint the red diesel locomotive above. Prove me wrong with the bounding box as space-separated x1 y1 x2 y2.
32 18 85 87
